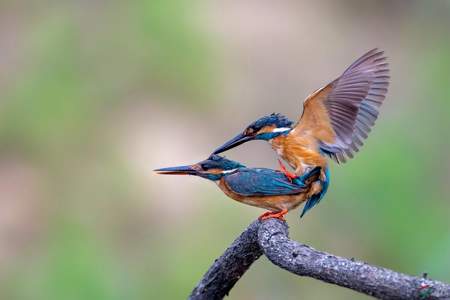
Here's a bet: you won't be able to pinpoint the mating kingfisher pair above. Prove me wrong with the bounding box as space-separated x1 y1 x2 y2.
156 49 389 221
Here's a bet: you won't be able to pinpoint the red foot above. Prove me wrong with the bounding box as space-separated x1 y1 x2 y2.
258 209 288 221
278 159 297 182
258 211 273 220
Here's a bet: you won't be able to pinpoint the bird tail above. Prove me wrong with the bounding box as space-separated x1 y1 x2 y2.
300 168 330 218
294 166 321 186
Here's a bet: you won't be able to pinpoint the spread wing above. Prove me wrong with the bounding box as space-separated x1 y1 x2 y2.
224 169 307 197
293 48 389 163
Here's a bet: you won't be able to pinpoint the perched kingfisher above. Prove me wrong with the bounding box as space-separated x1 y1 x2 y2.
155 155 327 219
213 49 389 189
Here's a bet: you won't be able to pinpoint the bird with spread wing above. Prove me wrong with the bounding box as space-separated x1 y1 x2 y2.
213 49 389 216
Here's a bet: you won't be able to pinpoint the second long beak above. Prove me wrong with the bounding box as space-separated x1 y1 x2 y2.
154 165 198 175
213 133 252 154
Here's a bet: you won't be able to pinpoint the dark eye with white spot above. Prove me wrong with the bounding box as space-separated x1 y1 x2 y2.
245 127 255 136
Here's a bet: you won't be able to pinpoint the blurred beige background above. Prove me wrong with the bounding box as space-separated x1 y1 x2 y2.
0 1 449 299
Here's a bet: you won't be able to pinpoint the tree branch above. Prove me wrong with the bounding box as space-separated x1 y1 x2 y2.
259 219 450 300
189 219 450 300
189 221 262 300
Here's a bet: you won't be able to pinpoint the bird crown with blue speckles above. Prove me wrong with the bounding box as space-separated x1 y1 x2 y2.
202 154 246 170
248 113 293 131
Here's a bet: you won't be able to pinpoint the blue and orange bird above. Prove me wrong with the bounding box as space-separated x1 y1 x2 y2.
155 155 323 220
213 49 389 215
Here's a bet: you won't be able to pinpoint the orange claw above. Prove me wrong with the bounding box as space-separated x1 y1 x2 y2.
258 209 288 221
277 159 297 182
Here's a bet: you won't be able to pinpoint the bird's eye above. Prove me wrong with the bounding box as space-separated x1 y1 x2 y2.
245 128 255 135
192 164 204 171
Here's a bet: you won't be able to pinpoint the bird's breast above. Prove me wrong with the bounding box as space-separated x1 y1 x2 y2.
217 177 316 212
271 133 327 173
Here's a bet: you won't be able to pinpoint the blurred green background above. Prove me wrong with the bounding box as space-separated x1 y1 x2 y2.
0 1 449 299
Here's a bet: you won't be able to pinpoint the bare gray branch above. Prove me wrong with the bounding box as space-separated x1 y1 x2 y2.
259 219 450 300
189 221 262 300
189 219 450 300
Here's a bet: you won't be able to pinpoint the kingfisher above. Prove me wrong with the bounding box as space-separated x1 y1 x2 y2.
213 48 389 196
155 155 327 219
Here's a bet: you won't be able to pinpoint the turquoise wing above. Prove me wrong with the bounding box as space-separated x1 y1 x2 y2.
224 168 305 197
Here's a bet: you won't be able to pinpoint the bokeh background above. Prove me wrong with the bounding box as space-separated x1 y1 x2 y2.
0 1 449 299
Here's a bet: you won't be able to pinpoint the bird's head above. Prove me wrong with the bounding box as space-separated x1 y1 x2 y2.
154 154 245 181
213 113 293 154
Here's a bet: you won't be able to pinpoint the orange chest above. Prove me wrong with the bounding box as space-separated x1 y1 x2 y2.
217 179 243 200
217 177 313 212
271 134 327 170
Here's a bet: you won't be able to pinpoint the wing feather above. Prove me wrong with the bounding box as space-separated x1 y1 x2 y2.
294 48 389 163
224 169 306 197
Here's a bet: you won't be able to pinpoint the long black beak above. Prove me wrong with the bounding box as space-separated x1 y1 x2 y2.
154 165 198 175
213 133 253 154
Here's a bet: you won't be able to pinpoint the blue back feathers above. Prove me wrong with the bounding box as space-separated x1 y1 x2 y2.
224 168 306 196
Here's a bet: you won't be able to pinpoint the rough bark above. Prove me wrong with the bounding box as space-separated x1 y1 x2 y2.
189 219 450 300
189 221 262 300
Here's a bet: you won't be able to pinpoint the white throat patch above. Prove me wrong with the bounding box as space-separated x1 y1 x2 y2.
222 168 238 174
272 127 291 133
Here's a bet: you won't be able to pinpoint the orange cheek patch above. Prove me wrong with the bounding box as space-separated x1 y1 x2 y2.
258 125 277 134
207 168 224 174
